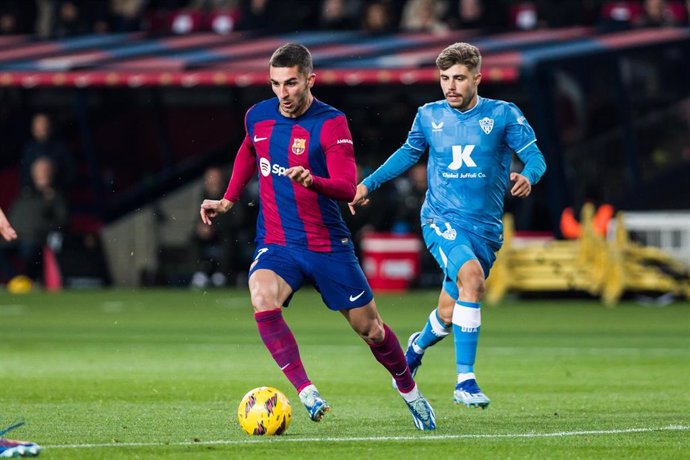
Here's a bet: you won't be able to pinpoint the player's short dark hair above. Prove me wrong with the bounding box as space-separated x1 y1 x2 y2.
435 42 481 73
269 43 313 76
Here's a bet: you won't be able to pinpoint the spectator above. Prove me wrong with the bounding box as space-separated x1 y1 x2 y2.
361 0 397 35
110 0 148 32
401 0 449 33
0 156 68 284
237 0 270 30
389 163 440 288
190 165 253 288
0 10 17 34
634 0 682 27
0 0 35 34
444 0 482 29
318 0 358 30
53 1 88 37
392 163 427 235
34 0 56 39
20 113 77 192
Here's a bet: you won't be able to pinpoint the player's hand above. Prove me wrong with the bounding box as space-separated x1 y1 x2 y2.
0 222 17 241
0 212 17 241
348 183 370 215
510 172 532 198
285 166 313 188
200 198 233 225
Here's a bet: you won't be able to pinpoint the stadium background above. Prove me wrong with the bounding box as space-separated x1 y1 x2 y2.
0 1 689 457
0 0 688 288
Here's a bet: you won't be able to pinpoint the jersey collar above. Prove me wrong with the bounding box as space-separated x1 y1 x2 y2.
450 96 483 117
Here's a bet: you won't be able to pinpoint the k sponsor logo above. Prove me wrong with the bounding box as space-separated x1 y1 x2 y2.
449 145 477 170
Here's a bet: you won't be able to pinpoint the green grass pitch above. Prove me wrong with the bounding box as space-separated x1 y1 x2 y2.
1 289 689 459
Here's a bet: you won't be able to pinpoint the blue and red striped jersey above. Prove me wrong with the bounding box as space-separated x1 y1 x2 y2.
224 97 357 253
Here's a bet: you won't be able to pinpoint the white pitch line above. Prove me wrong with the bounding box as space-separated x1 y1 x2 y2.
47 425 690 449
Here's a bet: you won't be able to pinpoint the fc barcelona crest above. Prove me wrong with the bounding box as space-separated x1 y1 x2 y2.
479 117 494 134
291 138 306 155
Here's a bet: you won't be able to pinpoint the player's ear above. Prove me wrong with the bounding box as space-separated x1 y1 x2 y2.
307 73 316 88
475 72 482 86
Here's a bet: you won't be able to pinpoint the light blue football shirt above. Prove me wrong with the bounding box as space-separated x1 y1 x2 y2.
362 96 546 244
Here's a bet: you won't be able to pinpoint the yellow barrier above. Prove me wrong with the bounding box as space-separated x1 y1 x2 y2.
486 206 690 305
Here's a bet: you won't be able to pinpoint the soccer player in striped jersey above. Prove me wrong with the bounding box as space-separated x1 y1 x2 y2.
200 43 435 430
349 42 547 408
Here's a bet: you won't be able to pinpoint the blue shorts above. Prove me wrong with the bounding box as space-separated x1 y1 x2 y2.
422 221 501 300
248 244 374 311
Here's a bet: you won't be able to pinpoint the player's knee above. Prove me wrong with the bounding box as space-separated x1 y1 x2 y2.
359 321 385 343
251 291 281 312
459 272 486 299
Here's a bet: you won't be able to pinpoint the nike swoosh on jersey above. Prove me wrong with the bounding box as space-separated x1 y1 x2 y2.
254 136 268 142
349 291 366 302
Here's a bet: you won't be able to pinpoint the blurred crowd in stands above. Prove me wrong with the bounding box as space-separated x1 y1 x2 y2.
0 0 689 38
1 1 688 291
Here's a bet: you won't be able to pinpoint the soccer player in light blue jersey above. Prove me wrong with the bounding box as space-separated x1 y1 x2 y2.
349 42 546 408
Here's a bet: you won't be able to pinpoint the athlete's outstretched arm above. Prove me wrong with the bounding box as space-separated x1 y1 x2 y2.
359 110 427 193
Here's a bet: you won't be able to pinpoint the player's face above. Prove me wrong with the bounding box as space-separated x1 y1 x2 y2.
439 64 481 111
270 65 315 118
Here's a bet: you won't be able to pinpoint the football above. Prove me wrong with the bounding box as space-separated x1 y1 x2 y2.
237 386 292 436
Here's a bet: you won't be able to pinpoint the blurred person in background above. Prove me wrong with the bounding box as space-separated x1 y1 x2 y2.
361 0 397 35
53 0 88 37
190 165 248 288
443 0 482 29
20 113 76 192
635 0 682 27
0 156 68 284
401 0 449 33
350 42 546 409
391 163 442 288
110 0 148 32
392 163 428 235
318 0 358 30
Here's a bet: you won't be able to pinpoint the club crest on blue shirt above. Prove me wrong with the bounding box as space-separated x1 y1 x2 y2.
291 138 306 155
479 117 494 134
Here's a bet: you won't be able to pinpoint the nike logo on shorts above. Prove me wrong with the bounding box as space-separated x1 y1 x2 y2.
349 291 366 302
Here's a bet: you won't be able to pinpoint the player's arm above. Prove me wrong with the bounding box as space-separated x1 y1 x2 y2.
349 110 427 212
505 104 547 197
200 134 256 225
286 115 357 201
510 143 546 197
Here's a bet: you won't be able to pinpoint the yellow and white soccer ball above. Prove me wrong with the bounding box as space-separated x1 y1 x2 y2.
237 386 292 436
